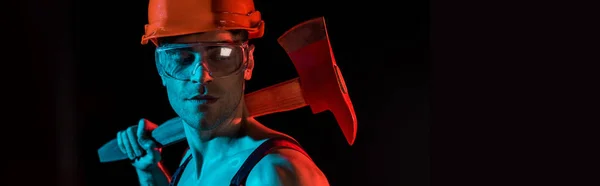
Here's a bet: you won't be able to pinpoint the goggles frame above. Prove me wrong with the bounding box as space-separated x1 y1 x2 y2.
155 42 249 81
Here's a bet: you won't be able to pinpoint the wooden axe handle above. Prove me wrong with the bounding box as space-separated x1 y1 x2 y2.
98 78 307 163
246 77 307 117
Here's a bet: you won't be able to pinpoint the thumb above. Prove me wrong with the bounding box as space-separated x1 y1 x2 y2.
140 138 162 163
139 136 160 152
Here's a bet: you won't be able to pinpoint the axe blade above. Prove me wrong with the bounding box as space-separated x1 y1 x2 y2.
278 17 358 145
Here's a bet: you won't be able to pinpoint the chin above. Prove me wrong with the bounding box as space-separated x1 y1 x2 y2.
181 118 200 129
178 112 201 128
198 119 224 131
180 113 218 131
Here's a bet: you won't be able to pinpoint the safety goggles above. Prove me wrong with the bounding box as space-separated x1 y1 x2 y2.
155 42 248 80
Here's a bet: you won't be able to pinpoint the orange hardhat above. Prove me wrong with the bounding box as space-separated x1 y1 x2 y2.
141 0 265 46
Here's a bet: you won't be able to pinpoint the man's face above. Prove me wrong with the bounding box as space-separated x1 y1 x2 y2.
157 30 254 131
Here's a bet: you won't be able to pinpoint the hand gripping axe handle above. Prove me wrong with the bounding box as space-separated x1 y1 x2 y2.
98 17 357 163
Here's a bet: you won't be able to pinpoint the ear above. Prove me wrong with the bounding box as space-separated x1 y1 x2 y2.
243 44 255 81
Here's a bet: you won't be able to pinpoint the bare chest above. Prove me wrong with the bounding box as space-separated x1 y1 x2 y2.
176 153 250 186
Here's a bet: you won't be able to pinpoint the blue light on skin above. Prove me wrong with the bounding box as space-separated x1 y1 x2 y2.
118 30 330 186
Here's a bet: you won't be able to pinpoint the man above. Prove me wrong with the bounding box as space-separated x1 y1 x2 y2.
114 0 330 185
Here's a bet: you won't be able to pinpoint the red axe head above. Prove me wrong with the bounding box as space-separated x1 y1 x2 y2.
277 17 357 145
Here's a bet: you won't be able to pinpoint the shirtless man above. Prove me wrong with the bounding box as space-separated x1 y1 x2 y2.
114 0 329 185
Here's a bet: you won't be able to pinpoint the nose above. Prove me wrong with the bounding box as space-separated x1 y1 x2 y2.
190 63 213 84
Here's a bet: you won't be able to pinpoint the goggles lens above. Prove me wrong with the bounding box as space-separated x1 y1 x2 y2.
155 42 247 79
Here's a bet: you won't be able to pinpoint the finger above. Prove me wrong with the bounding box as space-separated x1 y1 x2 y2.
127 126 143 157
137 119 146 139
116 131 126 154
142 141 162 164
142 141 155 156
139 136 158 152
120 131 135 160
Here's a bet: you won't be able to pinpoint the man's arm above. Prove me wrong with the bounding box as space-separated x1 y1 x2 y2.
135 161 171 186
246 148 330 186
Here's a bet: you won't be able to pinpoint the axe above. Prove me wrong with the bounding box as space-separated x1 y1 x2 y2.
98 17 357 163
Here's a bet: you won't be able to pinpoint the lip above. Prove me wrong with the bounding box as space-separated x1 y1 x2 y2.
186 95 219 104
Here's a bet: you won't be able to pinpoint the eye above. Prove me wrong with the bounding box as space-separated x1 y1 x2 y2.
173 50 196 65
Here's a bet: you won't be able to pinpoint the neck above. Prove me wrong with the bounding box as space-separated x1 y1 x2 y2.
182 100 251 179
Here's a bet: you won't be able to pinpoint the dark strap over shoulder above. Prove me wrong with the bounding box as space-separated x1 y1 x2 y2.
229 138 310 186
168 138 310 186
169 153 193 186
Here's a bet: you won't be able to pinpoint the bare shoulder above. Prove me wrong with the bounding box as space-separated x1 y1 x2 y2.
245 147 330 186
243 120 329 186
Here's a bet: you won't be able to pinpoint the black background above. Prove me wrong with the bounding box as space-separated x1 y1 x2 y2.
73 0 430 186
5 0 598 185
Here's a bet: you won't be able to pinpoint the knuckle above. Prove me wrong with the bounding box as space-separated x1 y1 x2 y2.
127 126 135 133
